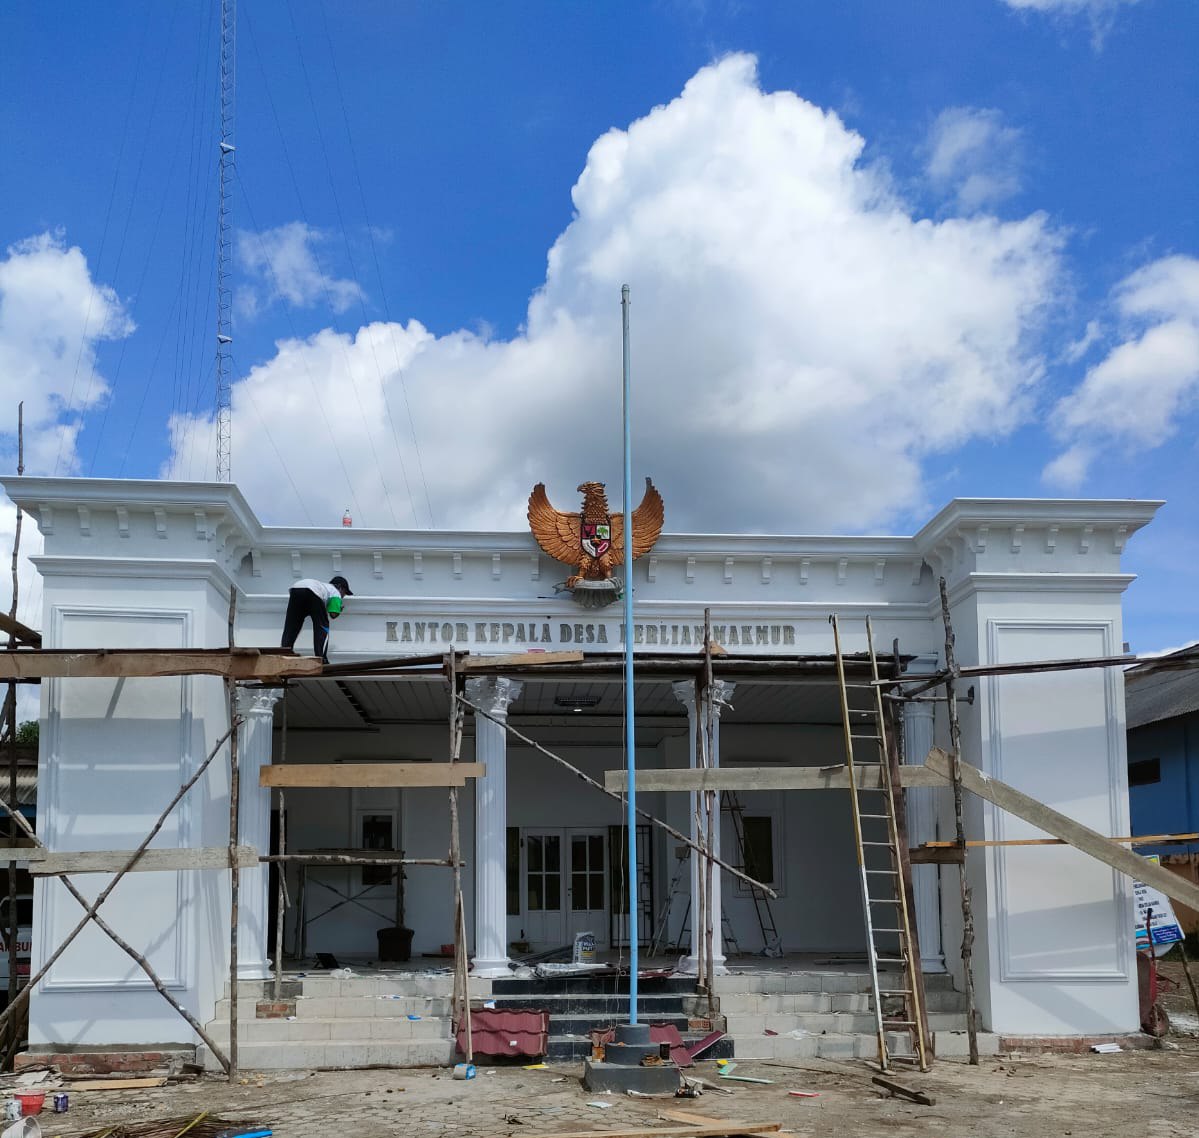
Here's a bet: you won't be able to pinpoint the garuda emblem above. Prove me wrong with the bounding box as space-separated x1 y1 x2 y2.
528 479 665 590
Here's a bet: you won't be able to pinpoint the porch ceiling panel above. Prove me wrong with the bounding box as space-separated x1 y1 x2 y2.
348 677 449 722
280 681 367 730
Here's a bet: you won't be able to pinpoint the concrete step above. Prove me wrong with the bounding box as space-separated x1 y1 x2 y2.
724 1011 968 1037
711 970 956 996
213 994 452 1020
715 989 965 1015
730 1029 1000 1061
222 974 470 1000
205 1016 451 1044
198 1038 457 1072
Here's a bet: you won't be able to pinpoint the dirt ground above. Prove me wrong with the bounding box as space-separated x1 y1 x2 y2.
8 1037 1199 1138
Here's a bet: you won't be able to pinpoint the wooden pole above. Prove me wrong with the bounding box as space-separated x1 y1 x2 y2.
4 401 24 1067
273 683 288 1001
226 588 240 1081
447 651 471 1062
938 576 979 1065
690 674 708 994
459 694 774 897
702 609 716 1014
1177 937 1199 1026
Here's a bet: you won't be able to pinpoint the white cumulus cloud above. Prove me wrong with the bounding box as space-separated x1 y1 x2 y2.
1045 255 1199 488
926 107 1023 213
1000 0 1144 47
166 54 1062 535
237 221 365 318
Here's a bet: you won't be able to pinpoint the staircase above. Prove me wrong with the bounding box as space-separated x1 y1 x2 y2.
488 972 733 1062
713 969 999 1060
199 972 460 1071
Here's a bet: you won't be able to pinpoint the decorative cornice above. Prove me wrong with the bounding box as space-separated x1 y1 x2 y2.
31 555 235 589
941 572 1138 610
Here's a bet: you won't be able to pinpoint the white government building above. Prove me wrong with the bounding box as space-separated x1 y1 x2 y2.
2 475 1161 1058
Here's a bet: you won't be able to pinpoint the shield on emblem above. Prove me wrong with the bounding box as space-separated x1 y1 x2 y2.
581 520 612 559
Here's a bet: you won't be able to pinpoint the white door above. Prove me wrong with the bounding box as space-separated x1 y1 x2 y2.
566 829 607 947
523 830 565 949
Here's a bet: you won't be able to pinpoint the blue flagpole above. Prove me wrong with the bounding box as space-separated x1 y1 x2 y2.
621 284 639 1024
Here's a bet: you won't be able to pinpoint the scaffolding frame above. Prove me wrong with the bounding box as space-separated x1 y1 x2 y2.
0 609 1193 1080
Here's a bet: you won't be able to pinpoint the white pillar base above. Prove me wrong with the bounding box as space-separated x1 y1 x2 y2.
676 955 729 976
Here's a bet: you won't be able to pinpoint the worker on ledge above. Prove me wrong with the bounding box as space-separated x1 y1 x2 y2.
281 576 353 663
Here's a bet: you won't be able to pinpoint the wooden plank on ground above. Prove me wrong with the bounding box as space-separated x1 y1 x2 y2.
69 1077 169 1091
872 1075 935 1106
659 1110 779 1136
0 611 41 647
0 648 322 680
517 1124 782 1138
260 762 486 788
604 764 943 793
923 747 1199 913
32 845 260 875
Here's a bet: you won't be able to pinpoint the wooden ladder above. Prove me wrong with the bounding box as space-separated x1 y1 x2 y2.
830 614 929 1072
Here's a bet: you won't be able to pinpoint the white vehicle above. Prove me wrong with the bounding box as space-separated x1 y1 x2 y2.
0 895 32 996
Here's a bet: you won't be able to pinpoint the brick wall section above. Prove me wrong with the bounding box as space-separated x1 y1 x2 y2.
14 1048 194 1075
256 1000 296 1019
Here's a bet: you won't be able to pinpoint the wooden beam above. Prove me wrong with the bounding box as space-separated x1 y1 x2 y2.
31 846 259 875
604 764 944 793
920 832 1199 849
0 648 322 680
0 612 41 648
659 1111 778 1137
458 650 584 671
923 747 1199 913
259 762 486 788
518 1124 781 1138
909 846 965 866
0 847 44 862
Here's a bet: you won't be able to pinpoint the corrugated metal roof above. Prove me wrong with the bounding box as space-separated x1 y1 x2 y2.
456 1008 548 1058
1126 648 1199 730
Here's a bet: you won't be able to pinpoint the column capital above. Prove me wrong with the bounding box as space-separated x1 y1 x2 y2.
235 686 284 719
465 676 523 719
671 679 736 717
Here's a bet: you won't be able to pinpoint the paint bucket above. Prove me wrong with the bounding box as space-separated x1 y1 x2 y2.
452 1063 476 1080
12 1095 43 1118
1 1117 40 1138
573 932 596 965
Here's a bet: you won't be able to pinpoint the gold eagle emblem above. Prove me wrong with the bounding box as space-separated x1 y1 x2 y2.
528 479 665 589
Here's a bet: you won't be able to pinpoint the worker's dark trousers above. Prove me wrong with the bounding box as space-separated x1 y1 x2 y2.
281 588 330 661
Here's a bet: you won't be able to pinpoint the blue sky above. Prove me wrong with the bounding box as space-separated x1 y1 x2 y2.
0 0 1197 651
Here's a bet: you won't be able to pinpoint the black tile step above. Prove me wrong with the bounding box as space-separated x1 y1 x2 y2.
547 1014 693 1036
546 1035 737 1062
490 994 687 1016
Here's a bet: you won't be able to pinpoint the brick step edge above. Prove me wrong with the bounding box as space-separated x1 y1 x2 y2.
15 1048 196 1076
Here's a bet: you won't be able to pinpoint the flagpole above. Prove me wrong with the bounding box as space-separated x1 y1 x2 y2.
621 284 639 1023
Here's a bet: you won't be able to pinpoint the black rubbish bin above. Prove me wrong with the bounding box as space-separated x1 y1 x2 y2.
377 926 415 963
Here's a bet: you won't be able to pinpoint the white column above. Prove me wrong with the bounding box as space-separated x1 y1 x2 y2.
672 679 735 975
234 686 283 980
468 676 523 978
902 657 946 973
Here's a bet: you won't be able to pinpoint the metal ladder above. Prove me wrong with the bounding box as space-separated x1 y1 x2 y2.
830 614 929 1072
722 791 783 956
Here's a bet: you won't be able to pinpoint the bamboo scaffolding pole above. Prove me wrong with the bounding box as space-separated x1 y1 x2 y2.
939 576 979 1065
3 402 24 1070
457 695 776 898
261 854 458 866
226 590 240 1081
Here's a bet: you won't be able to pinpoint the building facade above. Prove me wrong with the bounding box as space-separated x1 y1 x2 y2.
2 476 1160 1049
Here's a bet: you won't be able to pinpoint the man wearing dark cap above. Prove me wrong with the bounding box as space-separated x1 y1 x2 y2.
281 576 353 663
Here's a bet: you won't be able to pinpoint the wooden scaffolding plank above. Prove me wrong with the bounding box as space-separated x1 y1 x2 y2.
0 648 322 680
604 764 944 793
31 846 260 875
458 650 583 671
923 747 1199 913
260 762 486 788
0 612 41 648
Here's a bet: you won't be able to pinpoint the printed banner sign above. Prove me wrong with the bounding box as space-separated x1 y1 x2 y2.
1134 855 1184 955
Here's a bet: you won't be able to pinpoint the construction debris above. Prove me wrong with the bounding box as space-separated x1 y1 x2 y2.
871 1074 935 1106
